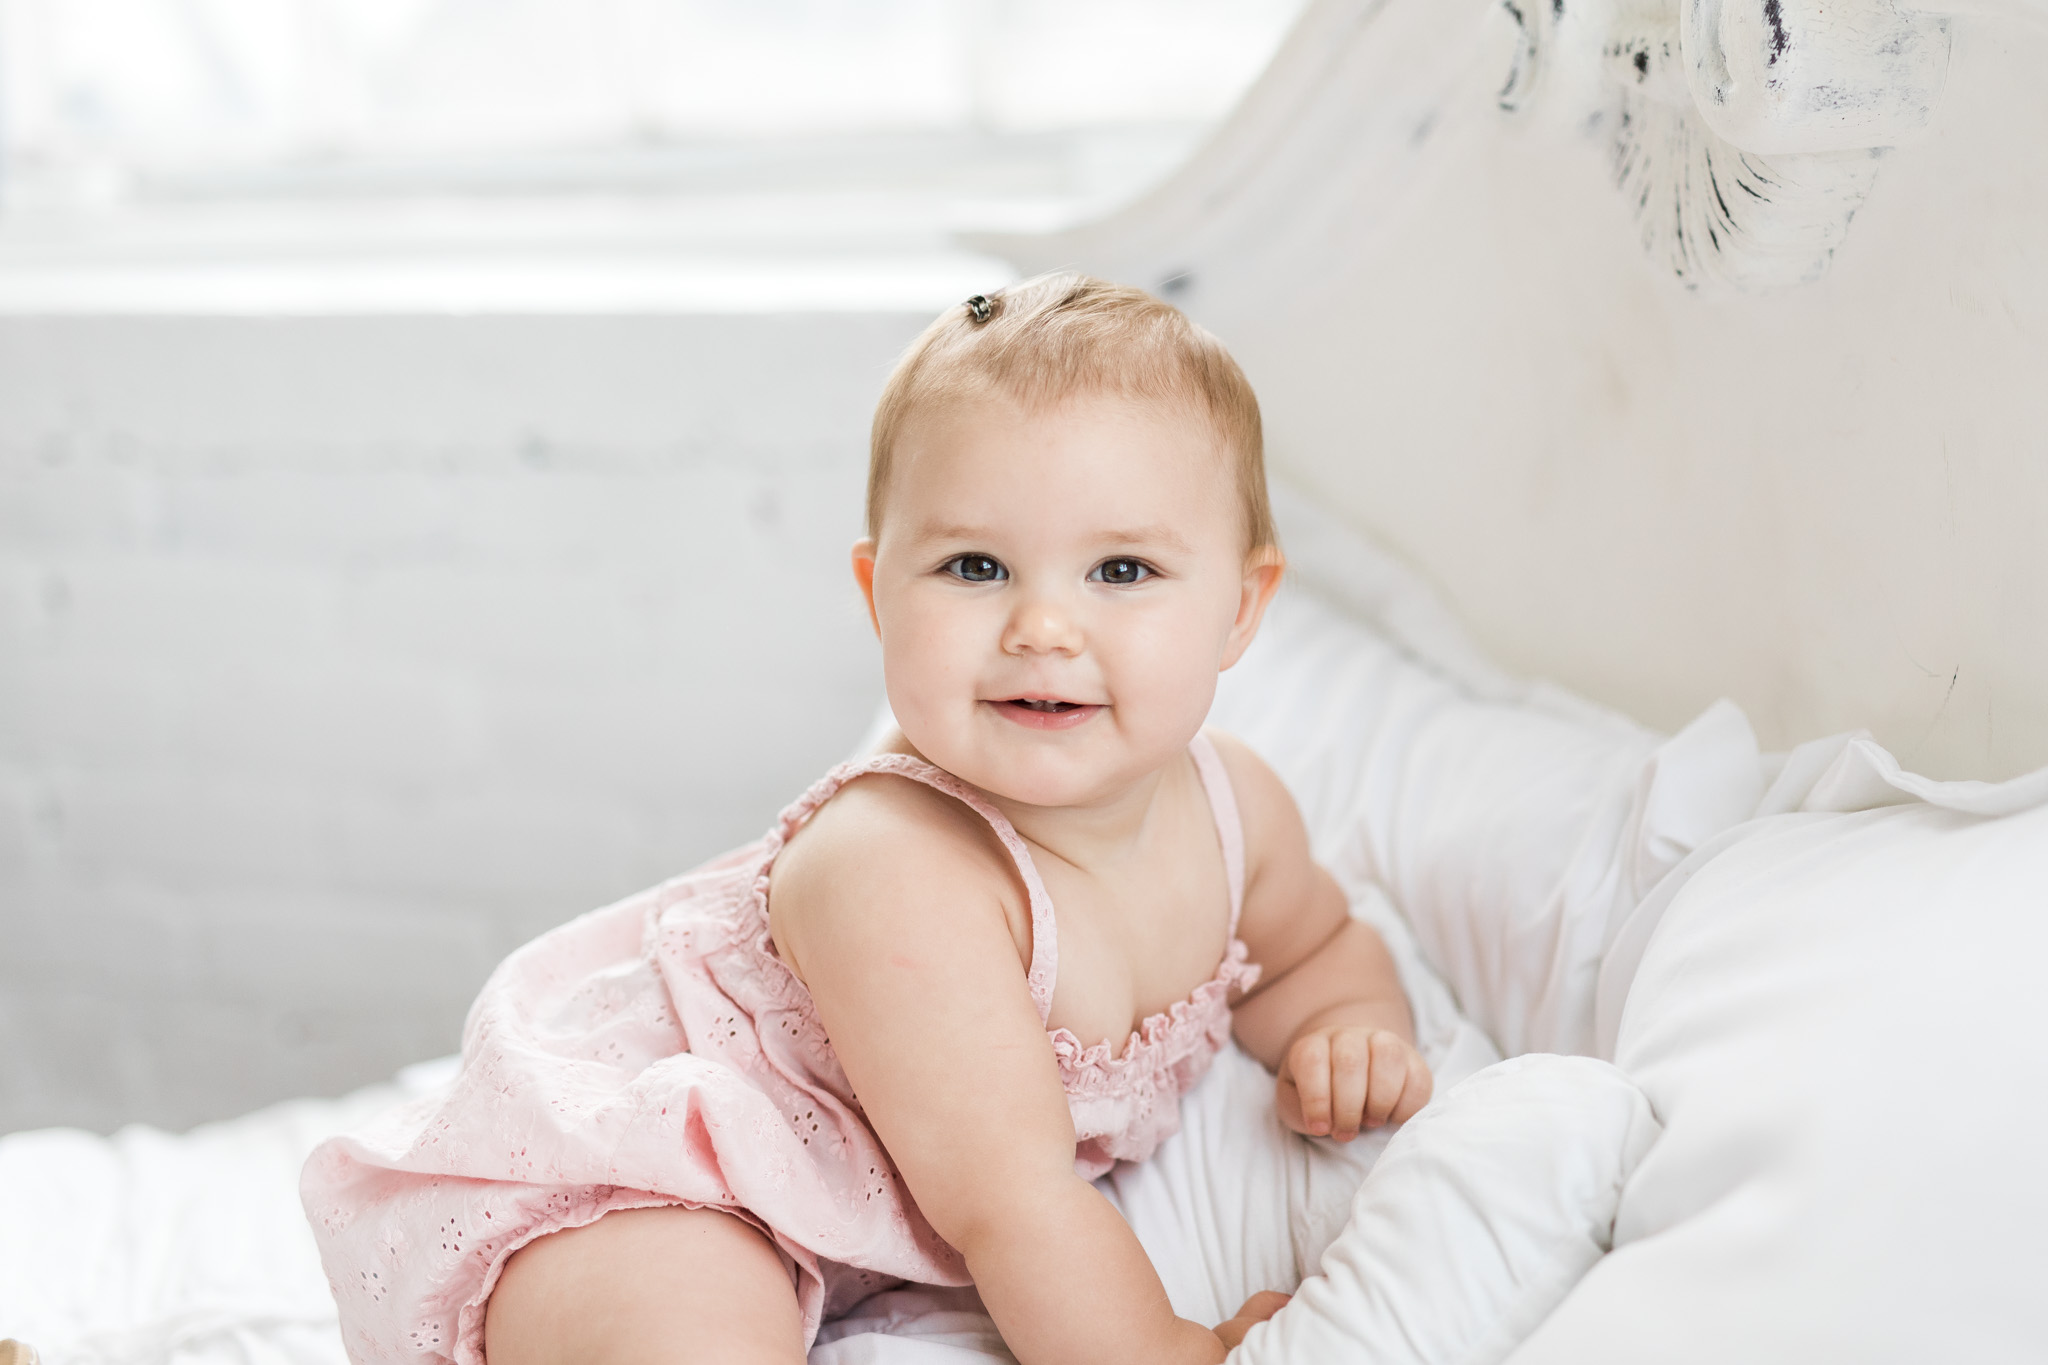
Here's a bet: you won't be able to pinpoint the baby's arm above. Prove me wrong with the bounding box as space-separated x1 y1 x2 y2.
1216 734 1434 1141
772 778 1234 1365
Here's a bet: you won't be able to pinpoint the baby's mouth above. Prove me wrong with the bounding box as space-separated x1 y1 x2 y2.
990 696 1101 729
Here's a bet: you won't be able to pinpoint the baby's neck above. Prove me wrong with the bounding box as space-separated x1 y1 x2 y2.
982 762 1186 879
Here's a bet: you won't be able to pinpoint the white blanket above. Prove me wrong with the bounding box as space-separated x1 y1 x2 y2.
0 1066 438 1364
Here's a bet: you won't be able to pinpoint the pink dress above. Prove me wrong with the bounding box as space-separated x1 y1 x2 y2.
302 734 1259 1364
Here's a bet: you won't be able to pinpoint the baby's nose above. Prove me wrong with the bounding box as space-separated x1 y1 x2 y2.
1002 599 1083 655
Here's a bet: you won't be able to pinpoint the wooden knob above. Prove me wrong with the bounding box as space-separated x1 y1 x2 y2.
0 1340 42 1365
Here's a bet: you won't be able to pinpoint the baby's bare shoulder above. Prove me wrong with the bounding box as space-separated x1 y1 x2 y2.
1203 729 1305 849
780 772 1004 882
769 773 1031 978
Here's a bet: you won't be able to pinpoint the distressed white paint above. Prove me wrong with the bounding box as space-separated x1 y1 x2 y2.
984 0 2048 780
1679 0 1950 154
988 0 1951 295
1488 0 1946 289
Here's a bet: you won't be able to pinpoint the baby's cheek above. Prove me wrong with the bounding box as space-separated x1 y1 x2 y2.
1114 626 1223 729
880 631 985 760
882 656 948 741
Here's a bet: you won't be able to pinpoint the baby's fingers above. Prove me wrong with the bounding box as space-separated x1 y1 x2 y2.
1390 1046 1435 1125
1216 1291 1291 1350
1363 1033 1424 1128
1328 1028 1373 1141
1280 1032 1333 1136
1233 1290 1292 1323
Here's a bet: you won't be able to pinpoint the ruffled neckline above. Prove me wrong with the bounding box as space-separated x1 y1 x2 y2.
1048 937 1260 1085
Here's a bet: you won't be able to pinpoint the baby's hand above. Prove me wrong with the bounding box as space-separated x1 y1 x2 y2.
1276 1024 1431 1141
1215 1290 1291 1351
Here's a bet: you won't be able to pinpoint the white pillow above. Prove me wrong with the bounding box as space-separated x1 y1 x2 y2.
1233 1054 1660 1365
1517 765 2048 1362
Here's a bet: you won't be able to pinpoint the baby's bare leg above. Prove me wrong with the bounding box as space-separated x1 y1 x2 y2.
485 1206 806 1365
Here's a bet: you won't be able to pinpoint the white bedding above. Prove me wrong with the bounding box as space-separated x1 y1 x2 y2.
0 1063 444 1365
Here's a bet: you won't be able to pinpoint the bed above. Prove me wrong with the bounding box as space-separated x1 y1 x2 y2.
6 0 2047 1357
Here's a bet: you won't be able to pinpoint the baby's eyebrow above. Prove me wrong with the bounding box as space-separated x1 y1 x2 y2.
1098 524 1195 554
905 521 998 547
904 521 1197 554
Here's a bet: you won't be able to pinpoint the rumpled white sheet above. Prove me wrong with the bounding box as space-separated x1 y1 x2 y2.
1234 1054 1660 1365
0 1062 444 1365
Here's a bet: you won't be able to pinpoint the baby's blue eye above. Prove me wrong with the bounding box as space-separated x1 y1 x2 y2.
1090 558 1153 586
945 554 1006 583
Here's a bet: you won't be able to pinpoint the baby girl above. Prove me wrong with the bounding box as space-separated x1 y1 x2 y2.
303 274 1433 1365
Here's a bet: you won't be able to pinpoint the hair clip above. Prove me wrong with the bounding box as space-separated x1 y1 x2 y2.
964 294 994 324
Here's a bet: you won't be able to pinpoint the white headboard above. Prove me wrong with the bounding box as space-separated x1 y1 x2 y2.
982 0 2048 780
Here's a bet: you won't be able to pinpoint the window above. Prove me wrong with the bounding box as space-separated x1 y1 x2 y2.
0 0 1307 309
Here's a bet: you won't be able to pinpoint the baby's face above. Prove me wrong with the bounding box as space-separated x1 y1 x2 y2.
858 389 1279 809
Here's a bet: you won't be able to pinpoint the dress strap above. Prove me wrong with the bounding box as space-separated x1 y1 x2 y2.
1187 732 1248 937
768 753 1060 1025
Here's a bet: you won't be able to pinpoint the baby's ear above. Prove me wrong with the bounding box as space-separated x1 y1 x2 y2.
1222 546 1286 671
851 539 881 635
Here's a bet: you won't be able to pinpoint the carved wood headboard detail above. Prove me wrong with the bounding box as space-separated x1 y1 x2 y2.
977 0 2048 779
1503 0 2045 290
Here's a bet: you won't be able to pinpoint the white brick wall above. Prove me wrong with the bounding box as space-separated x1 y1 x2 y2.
0 313 924 1132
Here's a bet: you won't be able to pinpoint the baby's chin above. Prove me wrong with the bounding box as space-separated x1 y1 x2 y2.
903 708 1200 808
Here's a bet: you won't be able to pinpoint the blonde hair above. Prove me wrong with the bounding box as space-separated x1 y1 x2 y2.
867 272 1276 554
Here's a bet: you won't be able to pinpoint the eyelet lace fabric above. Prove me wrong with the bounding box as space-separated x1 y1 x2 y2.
301 735 1254 1364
